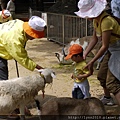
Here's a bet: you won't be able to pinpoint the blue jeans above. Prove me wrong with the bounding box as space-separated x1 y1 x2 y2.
72 87 84 99
0 58 8 80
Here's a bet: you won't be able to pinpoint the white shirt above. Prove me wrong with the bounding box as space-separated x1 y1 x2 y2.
6 0 15 12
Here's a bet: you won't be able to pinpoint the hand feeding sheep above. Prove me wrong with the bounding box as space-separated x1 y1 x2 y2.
0 68 55 119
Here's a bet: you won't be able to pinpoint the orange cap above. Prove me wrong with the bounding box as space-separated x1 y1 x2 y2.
65 44 83 60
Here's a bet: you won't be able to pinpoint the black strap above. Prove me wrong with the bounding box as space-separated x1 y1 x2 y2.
111 33 120 38
101 15 120 38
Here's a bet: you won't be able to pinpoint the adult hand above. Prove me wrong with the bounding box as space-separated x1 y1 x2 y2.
36 64 44 70
84 61 94 75
71 74 74 79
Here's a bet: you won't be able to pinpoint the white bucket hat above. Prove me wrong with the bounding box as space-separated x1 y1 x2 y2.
74 0 107 18
23 16 46 38
29 16 46 31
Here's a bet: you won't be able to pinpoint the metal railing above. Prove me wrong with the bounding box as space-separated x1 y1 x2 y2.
46 12 93 45
30 10 93 45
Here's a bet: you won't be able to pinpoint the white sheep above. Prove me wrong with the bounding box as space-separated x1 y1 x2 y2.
55 36 102 69
0 68 55 119
55 37 90 65
55 52 73 65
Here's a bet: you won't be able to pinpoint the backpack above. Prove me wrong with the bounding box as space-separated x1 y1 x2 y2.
101 15 120 38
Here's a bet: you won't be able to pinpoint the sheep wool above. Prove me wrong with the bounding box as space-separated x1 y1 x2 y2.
0 68 55 115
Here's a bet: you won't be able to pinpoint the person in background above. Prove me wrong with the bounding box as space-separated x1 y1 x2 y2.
6 0 15 19
0 9 12 23
75 0 120 106
0 0 7 10
65 44 91 99
0 0 2 11
106 0 112 15
111 0 120 18
0 16 46 115
111 0 120 20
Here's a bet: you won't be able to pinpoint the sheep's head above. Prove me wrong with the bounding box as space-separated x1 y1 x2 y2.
38 68 55 84
55 52 73 65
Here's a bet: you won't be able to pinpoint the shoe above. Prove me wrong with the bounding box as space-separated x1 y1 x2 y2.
100 96 115 106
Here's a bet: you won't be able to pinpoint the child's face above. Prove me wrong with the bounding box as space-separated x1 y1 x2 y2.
71 55 83 63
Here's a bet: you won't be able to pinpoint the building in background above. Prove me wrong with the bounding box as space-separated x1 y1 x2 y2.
0 0 56 21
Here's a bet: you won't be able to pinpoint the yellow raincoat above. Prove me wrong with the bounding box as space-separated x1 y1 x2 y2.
0 19 36 71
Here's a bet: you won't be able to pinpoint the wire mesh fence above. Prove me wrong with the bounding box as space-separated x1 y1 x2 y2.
30 9 93 45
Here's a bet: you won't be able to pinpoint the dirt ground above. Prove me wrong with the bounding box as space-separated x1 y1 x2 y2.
8 38 120 116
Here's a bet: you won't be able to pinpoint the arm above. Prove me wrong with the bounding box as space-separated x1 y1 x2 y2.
5 39 43 71
71 73 90 80
6 1 10 10
76 72 91 80
90 30 111 63
83 29 98 59
85 30 112 74
72 64 91 80
36 64 43 69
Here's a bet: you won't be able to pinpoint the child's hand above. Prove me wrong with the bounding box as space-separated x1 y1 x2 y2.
71 74 77 80
77 74 83 80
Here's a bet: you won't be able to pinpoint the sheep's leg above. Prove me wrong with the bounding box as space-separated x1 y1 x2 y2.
35 99 41 120
19 105 25 120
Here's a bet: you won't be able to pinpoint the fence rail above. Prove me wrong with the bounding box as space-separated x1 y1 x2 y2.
30 10 93 45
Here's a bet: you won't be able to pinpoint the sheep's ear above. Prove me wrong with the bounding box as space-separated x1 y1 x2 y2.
75 38 80 44
55 52 59 56
51 72 56 78
70 40 75 45
38 69 44 73
82 41 88 50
